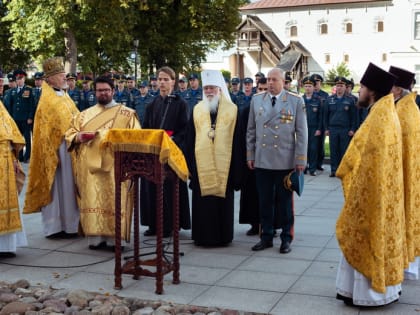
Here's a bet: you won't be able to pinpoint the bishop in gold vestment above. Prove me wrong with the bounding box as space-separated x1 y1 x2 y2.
336 63 406 307
65 76 141 249
0 101 27 256
24 57 80 239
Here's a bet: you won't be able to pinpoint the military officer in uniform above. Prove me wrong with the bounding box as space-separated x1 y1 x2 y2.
176 76 188 98
3 73 17 111
229 77 242 101
184 73 202 117
234 77 254 112
253 71 265 93
32 72 44 106
283 73 293 92
66 73 80 108
149 75 160 97
302 76 323 176
133 80 154 124
324 76 356 177
78 76 96 111
113 75 133 107
247 67 308 254
311 74 329 171
8 69 36 162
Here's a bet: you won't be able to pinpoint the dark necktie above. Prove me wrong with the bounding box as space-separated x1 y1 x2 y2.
271 96 276 107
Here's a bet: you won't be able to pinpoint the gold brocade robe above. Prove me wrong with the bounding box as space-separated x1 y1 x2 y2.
65 104 141 240
24 82 79 214
0 102 25 235
193 93 237 197
336 94 406 293
396 92 420 261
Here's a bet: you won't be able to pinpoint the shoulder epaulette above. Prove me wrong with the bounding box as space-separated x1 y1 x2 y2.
286 90 301 98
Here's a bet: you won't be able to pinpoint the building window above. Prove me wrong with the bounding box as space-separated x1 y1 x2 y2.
320 23 328 34
250 31 259 40
382 53 387 62
325 54 331 64
345 22 353 33
415 12 420 40
241 32 247 40
377 21 384 32
290 25 298 37
343 54 349 63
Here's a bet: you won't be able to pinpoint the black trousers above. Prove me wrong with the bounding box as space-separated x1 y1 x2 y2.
255 168 294 243
15 120 31 161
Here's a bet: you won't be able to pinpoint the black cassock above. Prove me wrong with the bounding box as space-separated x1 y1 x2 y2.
184 109 244 246
238 106 282 229
140 94 191 233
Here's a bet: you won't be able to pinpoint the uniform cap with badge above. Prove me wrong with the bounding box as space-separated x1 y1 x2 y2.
360 62 396 95
188 73 199 80
7 73 16 82
231 77 240 85
301 76 315 86
310 74 324 82
150 75 157 81
34 72 44 80
139 80 149 87
42 57 65 78
388 66 415 90
334 76 347 85
66 73 77 80
179 77 188 83
13 69 27 79
255 71 265 78
243 77 253 84
283 170 304 196
284 74 293 83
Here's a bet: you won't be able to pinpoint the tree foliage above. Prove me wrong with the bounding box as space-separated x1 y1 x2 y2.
2 0 248 77
0 1 31 72
326 62 351 84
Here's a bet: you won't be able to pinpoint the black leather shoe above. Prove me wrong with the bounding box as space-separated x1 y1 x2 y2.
280 241 291 254
143 229 156 236
317 166 324 171
246 226 259 236
310 171 317 176
273 230 278 237
252 240 273 251
89 241 107 250
0 252 16 258
329 172 336 177
303 167 308 174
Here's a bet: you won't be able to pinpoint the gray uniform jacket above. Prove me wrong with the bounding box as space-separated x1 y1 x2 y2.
246 90 308 170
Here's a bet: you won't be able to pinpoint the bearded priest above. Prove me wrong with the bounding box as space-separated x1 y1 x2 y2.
184 70 245 247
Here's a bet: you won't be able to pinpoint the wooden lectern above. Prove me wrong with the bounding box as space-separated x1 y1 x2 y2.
102 129 189 294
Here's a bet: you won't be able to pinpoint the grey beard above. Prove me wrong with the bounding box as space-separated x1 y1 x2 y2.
204 95 219 113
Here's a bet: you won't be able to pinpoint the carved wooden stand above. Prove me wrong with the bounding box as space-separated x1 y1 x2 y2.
113 151 180 294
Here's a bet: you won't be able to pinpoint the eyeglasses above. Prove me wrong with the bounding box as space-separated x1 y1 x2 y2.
95 88 112 93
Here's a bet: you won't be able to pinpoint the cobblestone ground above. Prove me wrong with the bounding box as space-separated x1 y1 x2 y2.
0 279 264 315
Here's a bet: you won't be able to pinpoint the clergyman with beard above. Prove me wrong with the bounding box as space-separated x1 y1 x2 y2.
65 76 141 251
184 69 245 246
335 63 406 307
24 57 80 239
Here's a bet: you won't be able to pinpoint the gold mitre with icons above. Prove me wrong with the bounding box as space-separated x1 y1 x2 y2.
42 57 65 78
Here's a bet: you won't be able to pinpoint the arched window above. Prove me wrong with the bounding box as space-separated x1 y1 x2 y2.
320 24 328 34
344 54 349 63
325 53 331 64
382 53 387 62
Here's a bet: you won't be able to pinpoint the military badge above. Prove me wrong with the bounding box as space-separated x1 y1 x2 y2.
344 106 349 110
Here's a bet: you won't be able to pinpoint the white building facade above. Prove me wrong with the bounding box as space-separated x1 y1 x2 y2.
203 0 420 84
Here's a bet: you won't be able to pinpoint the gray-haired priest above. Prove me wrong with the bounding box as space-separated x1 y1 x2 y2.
184 69 245 247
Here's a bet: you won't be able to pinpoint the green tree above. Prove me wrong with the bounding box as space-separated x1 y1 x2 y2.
0 2 31 72
325 62 351 84
3 0 248 76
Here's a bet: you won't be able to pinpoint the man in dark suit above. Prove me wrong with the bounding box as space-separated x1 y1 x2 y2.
246 67 308 253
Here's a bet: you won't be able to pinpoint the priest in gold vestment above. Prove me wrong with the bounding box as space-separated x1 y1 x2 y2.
335 63 406 307
389 65 420 281
0 101 27 257
24 57 80 239
65 76 141 250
